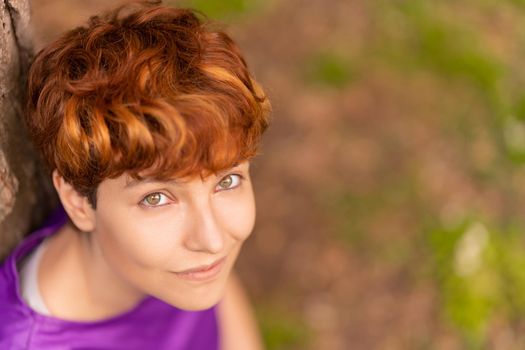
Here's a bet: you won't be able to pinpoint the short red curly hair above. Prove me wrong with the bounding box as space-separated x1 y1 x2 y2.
25 2 270 206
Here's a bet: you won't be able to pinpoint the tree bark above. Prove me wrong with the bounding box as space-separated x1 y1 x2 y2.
0 0 56 260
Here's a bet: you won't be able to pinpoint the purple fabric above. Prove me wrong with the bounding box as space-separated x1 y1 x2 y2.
0 207 219 349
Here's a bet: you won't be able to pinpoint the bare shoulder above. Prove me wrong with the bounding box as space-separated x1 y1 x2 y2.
216 272 265 350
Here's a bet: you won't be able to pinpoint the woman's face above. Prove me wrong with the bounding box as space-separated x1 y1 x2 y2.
91 161 255 310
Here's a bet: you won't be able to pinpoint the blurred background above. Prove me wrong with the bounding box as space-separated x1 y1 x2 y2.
30 0 525 349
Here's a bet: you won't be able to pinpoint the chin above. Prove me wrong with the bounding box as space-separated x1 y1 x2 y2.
159 282 227 311
167 293 224 311
176 298 221 311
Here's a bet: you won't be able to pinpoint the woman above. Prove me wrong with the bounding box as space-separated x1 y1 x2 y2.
0 2 270 349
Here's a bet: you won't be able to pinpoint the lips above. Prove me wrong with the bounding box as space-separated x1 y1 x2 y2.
173 256 226 282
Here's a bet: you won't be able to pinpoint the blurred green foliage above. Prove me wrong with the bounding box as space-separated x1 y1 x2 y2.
395 1 503 94
378 0 525 161
175 0 263 20
256 306 310 350
429 221 499 346
303 52 355 89
427 220 525 348
321 0 525 348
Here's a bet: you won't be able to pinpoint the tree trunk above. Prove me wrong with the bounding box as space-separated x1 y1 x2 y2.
0 0 56 260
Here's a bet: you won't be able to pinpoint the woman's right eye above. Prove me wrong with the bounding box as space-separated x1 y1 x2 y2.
140 192 171 207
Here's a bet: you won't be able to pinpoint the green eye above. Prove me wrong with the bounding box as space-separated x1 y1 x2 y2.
145 193 161 205
216 174 242 191
141 192 169 207
219 176 233 189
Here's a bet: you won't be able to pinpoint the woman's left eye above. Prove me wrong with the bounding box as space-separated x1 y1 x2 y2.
216 174 242 191
140 192 171 207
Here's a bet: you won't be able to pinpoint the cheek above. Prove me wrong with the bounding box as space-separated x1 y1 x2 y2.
94 178 182 270
239 201 256 240
95 208 181 269
219 191 256 241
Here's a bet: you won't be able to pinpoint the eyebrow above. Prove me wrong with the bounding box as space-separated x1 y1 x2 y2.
124 177 177 189
123 163 243 189
216 163 242 178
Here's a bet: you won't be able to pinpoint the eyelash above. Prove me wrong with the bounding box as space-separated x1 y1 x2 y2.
139 174 244 208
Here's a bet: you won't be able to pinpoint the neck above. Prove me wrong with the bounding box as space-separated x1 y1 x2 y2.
38 222 146 321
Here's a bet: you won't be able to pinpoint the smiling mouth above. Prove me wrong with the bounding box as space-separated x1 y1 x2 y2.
173 256 227 282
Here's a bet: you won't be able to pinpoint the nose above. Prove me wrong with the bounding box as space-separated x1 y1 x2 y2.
183 200 225 254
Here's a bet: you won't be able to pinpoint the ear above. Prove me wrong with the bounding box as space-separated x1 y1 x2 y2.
52 170 96 232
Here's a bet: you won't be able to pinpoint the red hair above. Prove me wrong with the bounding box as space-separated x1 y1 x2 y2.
26 2 270 205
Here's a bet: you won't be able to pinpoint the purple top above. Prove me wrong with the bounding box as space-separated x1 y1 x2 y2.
0 207 219 349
